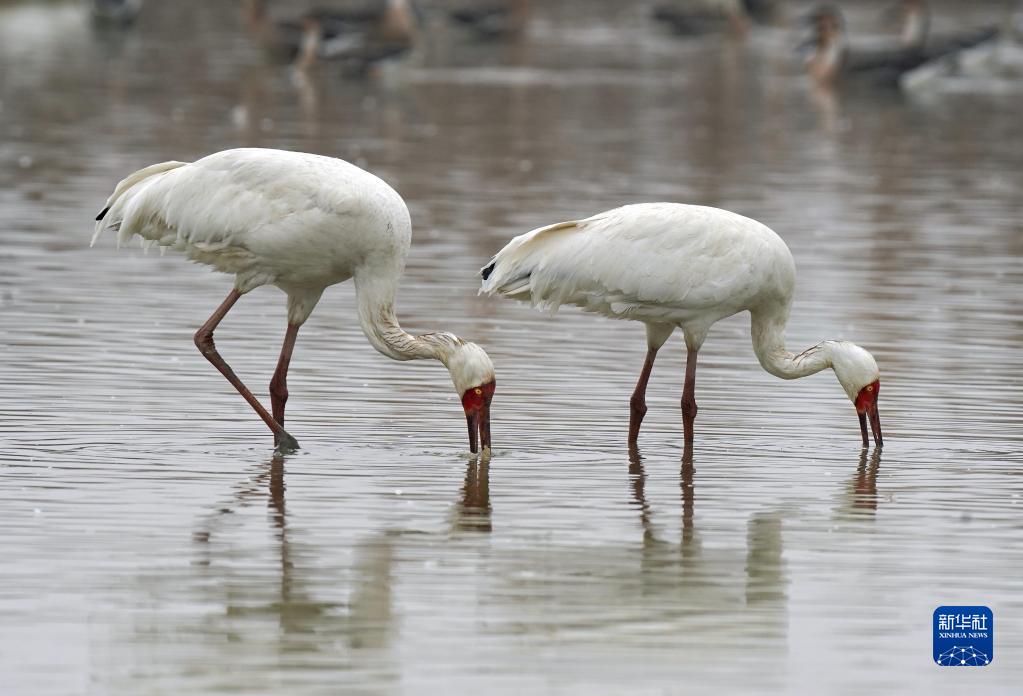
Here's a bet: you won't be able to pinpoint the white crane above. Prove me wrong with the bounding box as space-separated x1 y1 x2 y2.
481 203 882 448
93 148 495 453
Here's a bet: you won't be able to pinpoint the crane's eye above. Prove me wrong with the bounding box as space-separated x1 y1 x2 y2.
474 388 483 396
866 386 873 392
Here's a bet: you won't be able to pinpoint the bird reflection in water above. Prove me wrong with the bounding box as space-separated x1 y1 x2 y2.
628 444 786 612
475 449 788 676
626 443 703 588
627 444 655 547
628 444 701 564
745 509 784 605
192 455 397 662
681 443 696 551
454 454 492 533
844 447 883 515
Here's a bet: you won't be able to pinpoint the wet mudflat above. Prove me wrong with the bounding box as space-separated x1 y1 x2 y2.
1 0 1021 693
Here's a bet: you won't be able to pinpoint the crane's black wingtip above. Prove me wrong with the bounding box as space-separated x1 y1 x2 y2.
95 206 110 221
481 261 496 281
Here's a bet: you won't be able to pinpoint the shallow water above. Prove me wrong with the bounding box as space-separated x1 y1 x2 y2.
2 0 1022 693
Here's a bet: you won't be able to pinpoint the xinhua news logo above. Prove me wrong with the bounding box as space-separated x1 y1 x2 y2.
933 606 993 666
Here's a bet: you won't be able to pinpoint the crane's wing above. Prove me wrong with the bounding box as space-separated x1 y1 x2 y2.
93 155 296 253
92 151 322 289
92 149 410 291
480 203 788 321
92 160 188 248
93 150 344 252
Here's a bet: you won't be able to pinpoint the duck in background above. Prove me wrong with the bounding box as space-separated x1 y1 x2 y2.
243 0 316 63
801 3 996 88
446 0 530 40
895 0 997 58
901 2 1023 93
651 0 777 39
244 0 418 74
303 0 418 75
89 0 143 26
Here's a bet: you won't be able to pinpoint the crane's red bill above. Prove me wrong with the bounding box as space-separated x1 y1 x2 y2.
855 380 882 448
462 381 495 453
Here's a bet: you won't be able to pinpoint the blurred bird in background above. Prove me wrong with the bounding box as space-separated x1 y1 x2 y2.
244 0 418 75
445 0 531 40
88 0 143 26
651 0 777 38
801 1 997 87
900 1 1023 92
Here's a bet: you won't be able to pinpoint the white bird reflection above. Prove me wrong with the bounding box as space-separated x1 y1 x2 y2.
185 455 399 683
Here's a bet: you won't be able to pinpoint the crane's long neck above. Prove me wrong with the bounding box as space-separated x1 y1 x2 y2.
750 305 834 380
354 269 459 363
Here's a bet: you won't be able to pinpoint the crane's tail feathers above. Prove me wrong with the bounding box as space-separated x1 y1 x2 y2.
91 160 188 248
479 218 586 310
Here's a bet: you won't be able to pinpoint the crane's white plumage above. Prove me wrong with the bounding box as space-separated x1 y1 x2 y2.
93 148 495 450
481 202 882 447
481 203 793 342
93 149 412 322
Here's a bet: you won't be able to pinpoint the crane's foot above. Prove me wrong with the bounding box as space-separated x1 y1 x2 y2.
274 429 300 454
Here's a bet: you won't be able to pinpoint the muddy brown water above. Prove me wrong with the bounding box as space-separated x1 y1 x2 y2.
1 0 1021 693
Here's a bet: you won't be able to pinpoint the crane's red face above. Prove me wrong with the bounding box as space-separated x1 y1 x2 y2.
855 380 883 448
462 380 495 454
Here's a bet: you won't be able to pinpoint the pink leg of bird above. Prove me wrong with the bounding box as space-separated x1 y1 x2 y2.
270 324 300 445
681 347 698 446
193 289 299 451
628 347 659 445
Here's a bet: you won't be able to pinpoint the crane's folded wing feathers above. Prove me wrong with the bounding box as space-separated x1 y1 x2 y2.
92 160 188 247
480 203 779 321
93 158 283 252
91 156 292 289
91 149 413 294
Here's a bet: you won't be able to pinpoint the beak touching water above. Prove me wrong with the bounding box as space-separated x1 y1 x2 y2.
855 380 883 448
462 381 495 454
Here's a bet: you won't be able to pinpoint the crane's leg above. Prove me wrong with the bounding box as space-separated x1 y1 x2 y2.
628 347 659 446
269 324 300 446
681 347 699 445
193 289 299 451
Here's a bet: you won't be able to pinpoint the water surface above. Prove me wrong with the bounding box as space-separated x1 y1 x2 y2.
2 1 1022 693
